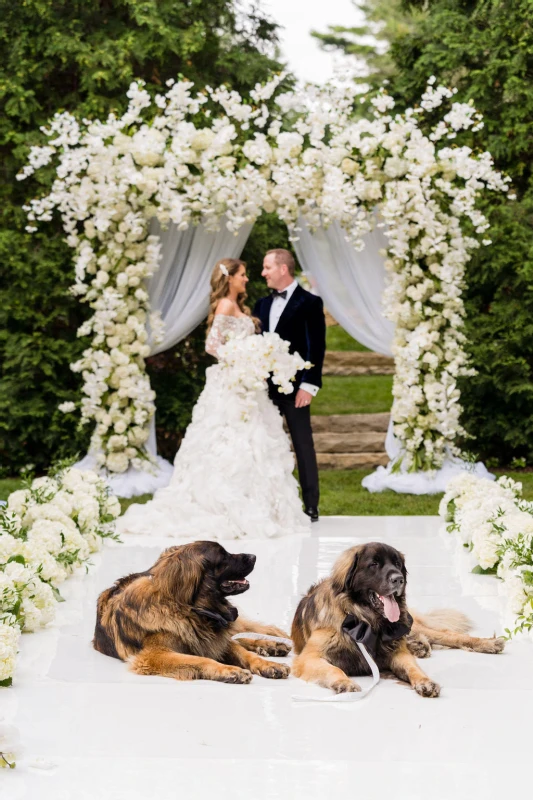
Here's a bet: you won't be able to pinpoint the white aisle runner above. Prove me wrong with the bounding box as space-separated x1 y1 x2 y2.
3 517 532 800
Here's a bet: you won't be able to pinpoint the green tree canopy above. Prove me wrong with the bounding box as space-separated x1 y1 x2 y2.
311 0 420 87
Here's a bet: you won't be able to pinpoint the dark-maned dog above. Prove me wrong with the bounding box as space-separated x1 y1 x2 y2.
291 542 505 697
93 541 290 683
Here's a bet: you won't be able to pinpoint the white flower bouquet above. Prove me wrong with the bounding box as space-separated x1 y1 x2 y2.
0 464 121 687
440 473 533 638
217 331 311 409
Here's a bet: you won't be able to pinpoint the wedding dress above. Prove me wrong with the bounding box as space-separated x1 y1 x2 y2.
117 315 311 539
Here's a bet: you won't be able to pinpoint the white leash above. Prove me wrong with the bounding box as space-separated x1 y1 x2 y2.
232 632 380 702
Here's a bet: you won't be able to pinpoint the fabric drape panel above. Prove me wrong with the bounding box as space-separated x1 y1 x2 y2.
293 218 394 357
148 218 253 355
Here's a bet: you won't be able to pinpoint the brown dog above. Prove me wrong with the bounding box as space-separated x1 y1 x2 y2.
93 541 290 683
291 542 505 697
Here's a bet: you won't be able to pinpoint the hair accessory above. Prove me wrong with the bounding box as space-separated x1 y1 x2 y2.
219 263 229 277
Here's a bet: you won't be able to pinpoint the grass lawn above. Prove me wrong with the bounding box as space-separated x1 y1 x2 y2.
3 469 533 517
312 375 392 415
326 325 369 352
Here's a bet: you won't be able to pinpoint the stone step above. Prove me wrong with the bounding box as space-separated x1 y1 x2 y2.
324 351 395 376
317 452 389 470
313 432 385 453
311 412 390 434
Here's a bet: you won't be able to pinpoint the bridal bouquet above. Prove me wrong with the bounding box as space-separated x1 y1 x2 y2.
440 473 533 638
217 331 311 407
0 465 121 687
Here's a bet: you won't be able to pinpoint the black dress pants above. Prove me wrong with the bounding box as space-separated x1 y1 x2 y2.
270 387 319 509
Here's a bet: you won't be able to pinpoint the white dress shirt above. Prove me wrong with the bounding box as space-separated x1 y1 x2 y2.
269 280 319 396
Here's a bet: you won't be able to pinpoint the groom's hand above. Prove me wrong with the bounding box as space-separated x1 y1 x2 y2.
295 388 313 409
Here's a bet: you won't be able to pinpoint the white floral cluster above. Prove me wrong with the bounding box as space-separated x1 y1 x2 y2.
218 332 310 419
0 467 121 686
19 72 509 473
440 473 533 638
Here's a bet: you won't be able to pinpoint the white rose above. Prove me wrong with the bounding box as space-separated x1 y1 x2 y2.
106 452 129 473
341 158 359 176
191 129 215 151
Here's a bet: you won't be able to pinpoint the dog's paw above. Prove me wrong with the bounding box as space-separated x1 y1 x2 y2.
216 667 253 684
413 679 441 698
478 636 506 654
406 633 432 659
331 678 361 694
256 642 292 658
254 661 290 680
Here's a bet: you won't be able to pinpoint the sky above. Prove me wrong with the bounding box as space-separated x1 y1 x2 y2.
260 0 364 84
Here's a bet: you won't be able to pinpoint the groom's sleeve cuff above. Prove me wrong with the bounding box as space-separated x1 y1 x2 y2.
300 382 319 396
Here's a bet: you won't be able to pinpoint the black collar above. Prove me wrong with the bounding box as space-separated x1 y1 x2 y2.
191 605 238 629
342 612 413 659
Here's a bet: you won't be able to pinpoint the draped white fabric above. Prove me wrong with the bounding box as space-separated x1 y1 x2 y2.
76 219 252 498
293 218 491 494
147 218 253 356
293 217 394 357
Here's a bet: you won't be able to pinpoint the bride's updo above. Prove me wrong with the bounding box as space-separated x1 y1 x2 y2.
206 258 256 332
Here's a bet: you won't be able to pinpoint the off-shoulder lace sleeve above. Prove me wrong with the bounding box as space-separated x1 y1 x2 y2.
205 315 233 358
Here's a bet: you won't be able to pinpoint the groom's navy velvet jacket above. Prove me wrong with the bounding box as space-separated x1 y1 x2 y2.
253 286 326 389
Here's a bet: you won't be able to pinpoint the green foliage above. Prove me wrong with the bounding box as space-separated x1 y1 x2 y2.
387 0 533 465
311 0 421 88
0 0 285 474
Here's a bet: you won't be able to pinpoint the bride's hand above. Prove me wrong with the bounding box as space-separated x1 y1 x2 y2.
295 388 313 408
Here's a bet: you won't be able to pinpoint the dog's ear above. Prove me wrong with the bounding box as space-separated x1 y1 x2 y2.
151 544 204 603
398 550 408 581
332 546 361 594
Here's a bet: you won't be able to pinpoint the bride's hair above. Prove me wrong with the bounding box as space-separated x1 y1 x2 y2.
207 258 258 332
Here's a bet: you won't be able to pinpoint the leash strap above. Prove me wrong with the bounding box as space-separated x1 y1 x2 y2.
231 632 380 703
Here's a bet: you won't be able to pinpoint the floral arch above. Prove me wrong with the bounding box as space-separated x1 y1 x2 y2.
20 72 510 490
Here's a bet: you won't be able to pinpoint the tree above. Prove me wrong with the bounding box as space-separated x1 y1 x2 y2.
311 0 420 87
387 0 533 466
0 0 285 474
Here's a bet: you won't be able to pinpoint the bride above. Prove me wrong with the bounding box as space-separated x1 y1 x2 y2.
117 258 311 539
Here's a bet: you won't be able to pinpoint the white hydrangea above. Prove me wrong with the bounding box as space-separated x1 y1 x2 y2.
0 467 121 685
441 473 533 636
0 624 20 683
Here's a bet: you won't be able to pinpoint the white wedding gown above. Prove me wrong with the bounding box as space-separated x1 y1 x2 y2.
117 315 311 539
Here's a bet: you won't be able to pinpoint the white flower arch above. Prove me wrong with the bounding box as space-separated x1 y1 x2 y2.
20 72 510 476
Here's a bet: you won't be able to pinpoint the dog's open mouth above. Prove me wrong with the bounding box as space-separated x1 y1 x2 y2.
370 590 401 622
220 578 250 596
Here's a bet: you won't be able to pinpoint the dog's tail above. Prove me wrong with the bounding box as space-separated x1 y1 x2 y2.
412 608 473 633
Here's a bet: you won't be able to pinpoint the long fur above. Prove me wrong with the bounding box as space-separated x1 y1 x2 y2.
291 542 505 698
93 541 291 683
412 609 473 634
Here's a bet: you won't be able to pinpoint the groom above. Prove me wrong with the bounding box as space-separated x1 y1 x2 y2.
254 249 326 522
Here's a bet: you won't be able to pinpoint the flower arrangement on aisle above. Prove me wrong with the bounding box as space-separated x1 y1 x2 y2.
0 465 121 691
19 70 511 474
217 331 311 418
440 473 533 638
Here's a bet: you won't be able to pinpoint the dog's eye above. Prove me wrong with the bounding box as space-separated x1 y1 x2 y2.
369 562 379 569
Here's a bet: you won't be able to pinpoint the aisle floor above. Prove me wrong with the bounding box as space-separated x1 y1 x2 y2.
3 516 530 799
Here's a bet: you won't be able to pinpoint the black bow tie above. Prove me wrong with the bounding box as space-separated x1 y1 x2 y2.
272 289 288 299
342 612 413 659
192 606 238 628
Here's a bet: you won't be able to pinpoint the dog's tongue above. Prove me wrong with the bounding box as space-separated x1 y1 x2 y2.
379 594 400 622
